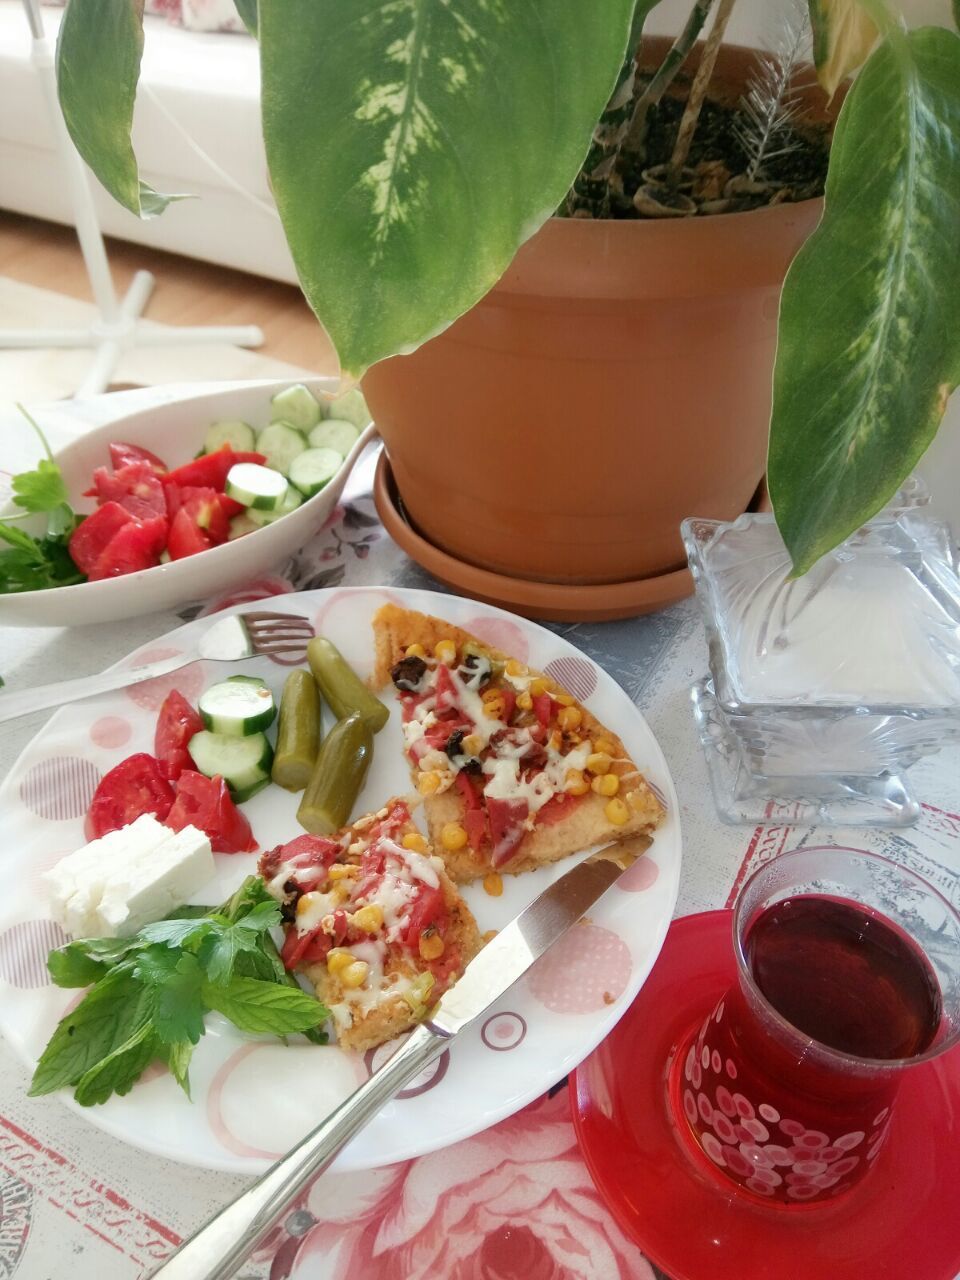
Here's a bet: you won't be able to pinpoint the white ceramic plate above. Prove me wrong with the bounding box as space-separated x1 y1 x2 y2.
0 586 681 1172
0 379 375 628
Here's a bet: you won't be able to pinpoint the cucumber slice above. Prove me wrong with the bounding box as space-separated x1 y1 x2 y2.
225 462 288 510
323 388 370 430
228 512 261 540
307 419 358 457
256 422 307 477
270 384 321 431
204 420 255 454
187 730 274 796
244 485 304 527
199 677 276 735
288 447 343 498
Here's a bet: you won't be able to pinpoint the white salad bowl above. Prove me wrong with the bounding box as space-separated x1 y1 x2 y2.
0 379 376 628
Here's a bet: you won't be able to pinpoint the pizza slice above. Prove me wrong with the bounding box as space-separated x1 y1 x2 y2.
259 798 481 1052
372 605 665 883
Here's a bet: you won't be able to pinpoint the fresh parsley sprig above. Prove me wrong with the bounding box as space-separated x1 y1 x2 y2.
30 877 328 1107
0 405 85 594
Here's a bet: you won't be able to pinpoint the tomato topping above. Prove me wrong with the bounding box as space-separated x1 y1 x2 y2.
162 448 265 493
164 770 256 853
454 773 487 850
87 514 168 581
89 461 167 521
86 753 175 839
258 834 342 887
533 693 554 728
166 506 214 560
487 796 529 867
154 690 203 781
68 502 136 574
367 801 412 841
537 790 584 826
180 487 231 544
434 663 460 714
108 441 168 475
400 885 446 949
399 691 431 723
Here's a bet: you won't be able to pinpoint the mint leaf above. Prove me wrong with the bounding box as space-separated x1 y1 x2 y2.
48 937 141 987
202 976 328 1036
29 968 154 1096
73 1023 160 1106
134 948 205 1045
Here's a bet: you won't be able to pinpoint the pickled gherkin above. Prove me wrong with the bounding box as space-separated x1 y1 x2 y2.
307 636 389 733
271 669 322 792
296 712 373 835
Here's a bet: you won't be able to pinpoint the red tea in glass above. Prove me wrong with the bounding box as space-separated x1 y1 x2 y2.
670 848 960 1206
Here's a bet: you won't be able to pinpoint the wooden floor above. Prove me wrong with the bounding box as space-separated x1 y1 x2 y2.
0 210 337 374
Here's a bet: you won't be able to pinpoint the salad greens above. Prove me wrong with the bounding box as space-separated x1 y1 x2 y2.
0 405 84 594
30 876 328 1107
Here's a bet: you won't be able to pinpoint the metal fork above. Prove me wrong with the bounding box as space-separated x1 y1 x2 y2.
0 611 315 723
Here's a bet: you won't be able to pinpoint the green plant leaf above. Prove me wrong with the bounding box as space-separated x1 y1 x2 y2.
73 1023 160 1106
29 968 153 1096
769 26 960 576
202 975 328 1035
56 0 189 218
259 0 638 378
955 0 960 31
808 0 879 96
233 0 257 36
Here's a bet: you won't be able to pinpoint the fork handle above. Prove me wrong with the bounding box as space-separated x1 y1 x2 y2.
0 653 190 723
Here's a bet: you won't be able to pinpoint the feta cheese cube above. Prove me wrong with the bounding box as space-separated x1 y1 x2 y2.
44 815 215 939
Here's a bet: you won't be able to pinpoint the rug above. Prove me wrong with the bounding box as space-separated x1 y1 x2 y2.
0 276 320 402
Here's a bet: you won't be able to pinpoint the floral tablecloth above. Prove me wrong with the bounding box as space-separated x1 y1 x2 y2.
0 385 958 1280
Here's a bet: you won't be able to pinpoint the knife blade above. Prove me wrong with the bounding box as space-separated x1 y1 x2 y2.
149 834 651 1280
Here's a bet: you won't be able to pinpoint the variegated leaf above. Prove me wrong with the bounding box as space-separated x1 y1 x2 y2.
56 0 188 218
808 0 880 95
259 0 637 379
232 0 257 36
769 26 960 576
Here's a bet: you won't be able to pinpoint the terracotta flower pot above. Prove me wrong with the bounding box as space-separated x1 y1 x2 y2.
362 43 829 593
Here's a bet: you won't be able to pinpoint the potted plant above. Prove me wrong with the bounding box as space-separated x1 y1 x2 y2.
54 0 960 612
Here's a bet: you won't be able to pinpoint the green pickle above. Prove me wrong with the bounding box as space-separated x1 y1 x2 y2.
306 636 389 733
271 669 322 792
297 711 373 835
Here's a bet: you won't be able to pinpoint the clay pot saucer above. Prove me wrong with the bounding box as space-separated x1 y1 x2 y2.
375 452 759 623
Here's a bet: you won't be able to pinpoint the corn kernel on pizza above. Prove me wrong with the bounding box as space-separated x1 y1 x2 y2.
259 798 481 1052
372 605 664 883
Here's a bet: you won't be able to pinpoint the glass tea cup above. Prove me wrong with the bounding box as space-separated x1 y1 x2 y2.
668 847 960 1205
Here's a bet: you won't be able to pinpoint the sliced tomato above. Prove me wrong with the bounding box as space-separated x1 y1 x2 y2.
109 441 168 474
165 485 244 524
400 885 447 949
86 752 175 839
368 801 412 841
162 448 265 493
167 506 213 560
154 690 203 781
280 908 348 970
181 487 231 544
164 770 256 853
68 502 135 574
88 514 168 581
499 687 517 724
487 796 529 867
89 461 167 521
433 662 460 714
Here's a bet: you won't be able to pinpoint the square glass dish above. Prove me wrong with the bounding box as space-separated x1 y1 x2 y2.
682 500 960 826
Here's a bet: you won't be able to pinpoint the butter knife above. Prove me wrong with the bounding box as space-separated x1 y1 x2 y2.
149 836 649 1280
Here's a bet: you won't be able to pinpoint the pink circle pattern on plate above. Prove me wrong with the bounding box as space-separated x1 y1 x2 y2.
19 757 101 820
123 650 206 711
462 614 529 662
481 1012 528 1052
543 656 597 702
0 919 68 988
616 857 659 893
364 1043 451 1097
682 1011 891 1203
89 716 133 749
527 925 631 1014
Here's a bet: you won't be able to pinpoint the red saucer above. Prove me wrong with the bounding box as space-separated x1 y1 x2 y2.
571 911 960 1280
